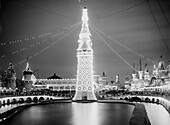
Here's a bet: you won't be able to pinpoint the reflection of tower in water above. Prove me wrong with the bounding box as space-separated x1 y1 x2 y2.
73 7 97 101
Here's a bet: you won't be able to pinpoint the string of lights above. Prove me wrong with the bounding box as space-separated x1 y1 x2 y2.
13 23 81 67
94 0 147 20
0 32 51 46
90 25 139 72
1 22 81 59
90 23 157 64
0 22 80 46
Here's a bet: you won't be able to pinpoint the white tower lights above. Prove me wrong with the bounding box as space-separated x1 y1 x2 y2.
73 7 97 101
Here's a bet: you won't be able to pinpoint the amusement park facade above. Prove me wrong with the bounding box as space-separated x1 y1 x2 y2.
0 59 170 93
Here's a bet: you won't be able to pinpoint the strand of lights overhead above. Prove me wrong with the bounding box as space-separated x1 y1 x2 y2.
90 23 157 64
0 32 51 46
0 22 80 46
90 25 139 72
1 22 81 59
14 23 80 67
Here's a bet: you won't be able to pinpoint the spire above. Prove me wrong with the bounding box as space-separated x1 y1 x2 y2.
77 7 92 51
23 57 32 75
133 63 135 74
139 58 142 71
25 57 32 72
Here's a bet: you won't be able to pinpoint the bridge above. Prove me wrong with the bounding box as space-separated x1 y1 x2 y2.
1 94 170 113
0 95 65 106
110 95 170 113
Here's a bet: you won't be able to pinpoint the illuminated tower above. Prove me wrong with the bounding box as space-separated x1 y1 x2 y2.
73 7 97 101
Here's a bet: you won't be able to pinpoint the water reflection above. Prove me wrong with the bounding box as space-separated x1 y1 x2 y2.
0 103 33 114
71 102 134 125
2 103 134 125
71 102 100 125
0 104 19 113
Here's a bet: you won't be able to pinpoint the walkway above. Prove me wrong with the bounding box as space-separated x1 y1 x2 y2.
129 104 151 125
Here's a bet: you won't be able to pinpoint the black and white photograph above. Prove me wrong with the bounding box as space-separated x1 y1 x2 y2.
0 0 170 125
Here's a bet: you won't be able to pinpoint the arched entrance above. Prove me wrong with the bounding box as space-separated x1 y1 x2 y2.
82 92 87 101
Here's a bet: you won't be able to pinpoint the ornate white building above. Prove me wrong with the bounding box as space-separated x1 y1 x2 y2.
128 60 170 91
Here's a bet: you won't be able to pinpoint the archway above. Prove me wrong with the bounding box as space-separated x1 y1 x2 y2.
152 98 155 103
26 97 32 103
130 97 141 102
145 97 150 102
33 97 38 102
11 98 17 104
3 100 6 105
39 97 44 101
7 99 11 105
18 98 24 103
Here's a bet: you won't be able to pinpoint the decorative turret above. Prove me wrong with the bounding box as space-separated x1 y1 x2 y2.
158 61 165 70
23 59 33 76
6 62 16 89
22 58 36 90
144 65 150 81
101 72 107 85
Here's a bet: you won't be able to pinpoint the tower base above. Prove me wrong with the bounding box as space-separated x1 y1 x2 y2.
72 91 97 101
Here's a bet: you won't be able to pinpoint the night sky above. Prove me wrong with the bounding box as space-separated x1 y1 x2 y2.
0 0 169 82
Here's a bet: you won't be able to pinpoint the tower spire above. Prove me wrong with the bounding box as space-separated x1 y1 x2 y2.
77 7 92 51
24 57 32 73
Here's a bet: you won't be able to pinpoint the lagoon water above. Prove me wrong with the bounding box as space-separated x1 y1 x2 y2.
2 103 134 125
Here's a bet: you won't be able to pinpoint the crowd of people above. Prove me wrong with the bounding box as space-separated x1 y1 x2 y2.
0 88 75 99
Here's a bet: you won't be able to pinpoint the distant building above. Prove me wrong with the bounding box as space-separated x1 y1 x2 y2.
35 74 102 91
101 72 107 85
36 78 76 91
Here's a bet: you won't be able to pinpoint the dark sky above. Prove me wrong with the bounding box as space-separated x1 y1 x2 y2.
0 0 169 82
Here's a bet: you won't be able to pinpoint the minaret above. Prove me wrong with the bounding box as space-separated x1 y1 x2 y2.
73 7 97 101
